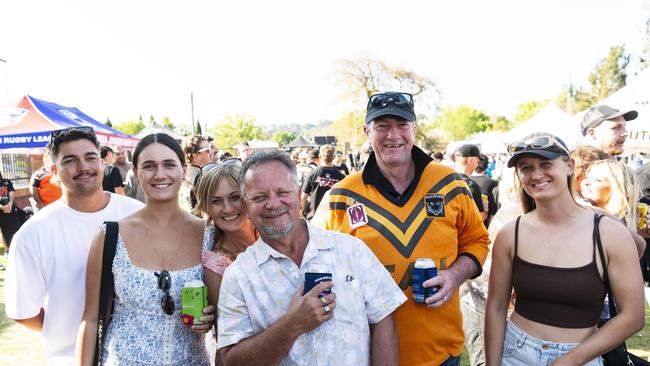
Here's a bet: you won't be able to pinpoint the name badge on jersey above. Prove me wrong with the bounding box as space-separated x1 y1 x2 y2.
424 193 445 218
347 203 368 228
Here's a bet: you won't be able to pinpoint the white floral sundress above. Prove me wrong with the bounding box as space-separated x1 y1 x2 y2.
100 223 213 366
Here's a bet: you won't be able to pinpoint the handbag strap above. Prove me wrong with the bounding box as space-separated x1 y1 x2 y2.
93 221 119 365
592 213 618 318
593 213 633 360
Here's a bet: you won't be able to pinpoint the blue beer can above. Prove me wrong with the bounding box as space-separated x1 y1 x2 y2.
412 258 437 304
304 263 332 297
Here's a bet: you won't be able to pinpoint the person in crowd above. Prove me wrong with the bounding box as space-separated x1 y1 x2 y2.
76 133 213 365
580 159 647 256
181 135 213 210
192 163 258 365
485 132 645 365
236 142 253 162
296 149 314 186
100 145 125 195
312 92 489 366
472 154 499 228
570 145 611 202
432 151 444 163
581 105 637 157
333 150 350 176
637 161 650 284
123 167 146 203
454 144 489 223
4 127 144 365
300 144 346 221
29 150 62 209
217 150 406 365
0 169 23 256
112 146 132 182
207 136 219 164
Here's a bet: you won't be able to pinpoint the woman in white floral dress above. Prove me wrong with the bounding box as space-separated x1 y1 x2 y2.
193 163 257 365
77 133 215 365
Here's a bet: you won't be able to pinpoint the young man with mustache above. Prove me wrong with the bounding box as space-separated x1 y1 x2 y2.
4 127 143 365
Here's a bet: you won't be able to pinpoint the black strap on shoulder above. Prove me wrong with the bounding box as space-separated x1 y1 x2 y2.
93 221 119 365
593 213 616 318
514 216 522 255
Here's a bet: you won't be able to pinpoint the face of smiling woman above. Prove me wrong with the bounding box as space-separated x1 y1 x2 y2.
135 143 186 202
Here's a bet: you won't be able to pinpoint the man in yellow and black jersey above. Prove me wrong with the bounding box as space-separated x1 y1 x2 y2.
312 91 490 366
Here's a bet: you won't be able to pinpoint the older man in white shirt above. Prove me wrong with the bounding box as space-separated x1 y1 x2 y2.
217 150 406 366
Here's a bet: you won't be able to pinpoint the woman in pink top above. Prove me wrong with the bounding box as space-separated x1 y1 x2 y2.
193 163 257 365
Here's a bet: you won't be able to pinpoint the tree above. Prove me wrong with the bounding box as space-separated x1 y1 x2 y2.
272 131 297 147
556 84 595 115
196 119 202 135
588 45 629 102
162 116 176 130
105 118 112 128
113 119 145 135
432 105 491 141
149 115 156 126
489 115 515 132
335 57 441 116
513 100 549 123
208 113 267 150
327 111 366 151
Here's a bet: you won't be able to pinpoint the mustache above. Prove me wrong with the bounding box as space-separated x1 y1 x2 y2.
73 171 97 180
261 208 289 218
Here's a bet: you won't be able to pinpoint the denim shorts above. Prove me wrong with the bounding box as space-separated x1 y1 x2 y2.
502 320 603 366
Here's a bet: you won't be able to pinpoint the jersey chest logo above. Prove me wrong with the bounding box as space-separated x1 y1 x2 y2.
347 203 368 228
424 193 445 217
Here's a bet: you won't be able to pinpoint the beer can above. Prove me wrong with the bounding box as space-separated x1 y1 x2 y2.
637 203 648 230
181 279 208 326
304 263 332 297
412 258 438 304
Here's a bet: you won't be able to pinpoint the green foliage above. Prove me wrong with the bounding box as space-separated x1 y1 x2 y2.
490 115 515 132
105 118 112 128
513 100 549 123
196 120 202 135
272 131 297 147
162 116 175 130
588 45 629 101
432 105 491 140
556 84 596 115
113 119 145 135
209 113 267 150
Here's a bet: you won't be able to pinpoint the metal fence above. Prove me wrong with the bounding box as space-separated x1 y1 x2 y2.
1 153 32 188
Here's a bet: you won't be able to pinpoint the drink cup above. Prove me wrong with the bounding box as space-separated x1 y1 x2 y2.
181 279 208 326
412 258 438 304
304 263 332 297
637 203 648 230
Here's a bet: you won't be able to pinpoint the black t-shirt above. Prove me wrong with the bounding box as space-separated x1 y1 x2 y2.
458 173 485 215
301 166 346 221
335 164 349 176
0 178 15 205
103 165 124 193
470 175 499 216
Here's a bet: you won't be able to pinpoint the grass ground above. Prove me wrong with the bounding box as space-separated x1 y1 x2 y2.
0 249 648 365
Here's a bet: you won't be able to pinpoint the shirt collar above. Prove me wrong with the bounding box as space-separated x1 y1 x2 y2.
253 220 334 266
362 145 432 189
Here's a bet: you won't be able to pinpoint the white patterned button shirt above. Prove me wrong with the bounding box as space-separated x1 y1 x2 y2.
217 221 407 366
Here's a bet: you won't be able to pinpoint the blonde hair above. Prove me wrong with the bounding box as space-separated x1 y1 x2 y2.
193 164 241 254
588 160 640 230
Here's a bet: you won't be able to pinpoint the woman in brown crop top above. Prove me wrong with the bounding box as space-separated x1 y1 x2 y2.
485 133 645 366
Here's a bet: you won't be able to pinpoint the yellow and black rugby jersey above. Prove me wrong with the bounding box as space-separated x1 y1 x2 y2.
312 162 490 366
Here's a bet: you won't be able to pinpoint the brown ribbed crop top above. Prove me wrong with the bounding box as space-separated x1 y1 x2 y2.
512 216 606 328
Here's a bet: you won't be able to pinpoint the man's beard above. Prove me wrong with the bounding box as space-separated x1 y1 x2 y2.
259 221 294 239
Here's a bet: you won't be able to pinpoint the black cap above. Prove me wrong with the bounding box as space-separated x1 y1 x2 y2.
580 105 638 136
455 144 480 158
365 92 416 125
507 132 570 168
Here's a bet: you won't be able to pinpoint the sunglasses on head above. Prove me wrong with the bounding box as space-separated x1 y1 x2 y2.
50 126 96 141
507 135 569 155
368 92 414 108
154 270 175 315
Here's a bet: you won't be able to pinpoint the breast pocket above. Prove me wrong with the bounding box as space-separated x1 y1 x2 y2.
332 269 364 324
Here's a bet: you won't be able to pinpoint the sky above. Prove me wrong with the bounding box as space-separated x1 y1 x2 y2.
0 0 648 129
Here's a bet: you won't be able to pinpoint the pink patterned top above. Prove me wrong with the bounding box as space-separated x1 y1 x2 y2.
202 251 233 276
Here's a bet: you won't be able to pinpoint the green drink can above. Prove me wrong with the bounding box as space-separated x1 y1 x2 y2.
181 279 208 326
